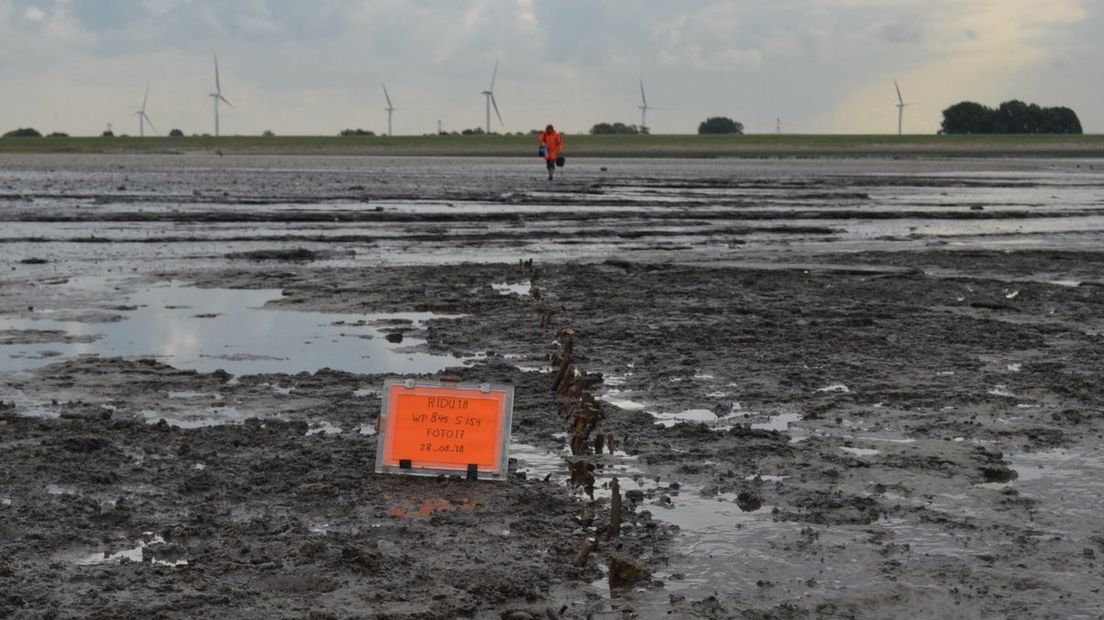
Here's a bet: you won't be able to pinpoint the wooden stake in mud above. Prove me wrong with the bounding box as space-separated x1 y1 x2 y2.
568 401 604 456
570 425 588 456
569 459 589 485
560 400 576 420
593 432 605 455
552 360 573 393
564 373 584 399
608 477 622 539
568 459 596 498
560 327 575 358
536 301 555 328
574 537 598 568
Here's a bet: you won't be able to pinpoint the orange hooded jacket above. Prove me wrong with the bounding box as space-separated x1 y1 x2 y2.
539 130 563 161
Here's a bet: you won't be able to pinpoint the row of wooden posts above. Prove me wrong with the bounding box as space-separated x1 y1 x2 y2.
519 259 626 570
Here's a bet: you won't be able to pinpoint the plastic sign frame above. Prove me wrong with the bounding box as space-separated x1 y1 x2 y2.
375 377 515 480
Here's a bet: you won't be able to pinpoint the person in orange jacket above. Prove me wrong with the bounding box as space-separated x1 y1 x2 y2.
538 124 564 180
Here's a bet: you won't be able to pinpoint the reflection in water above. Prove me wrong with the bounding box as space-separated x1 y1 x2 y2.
0 283 470 375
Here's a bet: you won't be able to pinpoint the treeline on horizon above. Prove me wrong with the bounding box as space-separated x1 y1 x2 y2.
3 103 1090 139
941 100 1082 135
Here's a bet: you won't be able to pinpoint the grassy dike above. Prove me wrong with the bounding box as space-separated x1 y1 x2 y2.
2 133 1104 157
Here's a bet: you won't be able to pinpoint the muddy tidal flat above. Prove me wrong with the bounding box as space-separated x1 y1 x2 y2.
2 153 1104 619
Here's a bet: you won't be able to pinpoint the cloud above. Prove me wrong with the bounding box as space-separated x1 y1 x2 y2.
878 12 924 44
819 0 1094 133
0 0 1099 135
651 6 763 70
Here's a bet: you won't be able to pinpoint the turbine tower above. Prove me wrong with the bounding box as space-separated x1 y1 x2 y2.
135 85 156 137
481 58 503 134
638 78 652 133
210 55 233 137
383 84 396 136
894 79 908 136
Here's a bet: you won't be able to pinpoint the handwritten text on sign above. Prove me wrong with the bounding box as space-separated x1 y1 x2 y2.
379 382 511 474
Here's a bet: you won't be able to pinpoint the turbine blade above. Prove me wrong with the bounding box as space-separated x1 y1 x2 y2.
144 113 156 133
215 55 221 94
142 84 150 112
639 78 647 108
894 79 903 104
491 93 503 128
383 83 392 109
220 95 233 108
489 57 498 92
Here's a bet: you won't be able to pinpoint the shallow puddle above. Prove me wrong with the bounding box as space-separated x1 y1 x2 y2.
167 391 223 400
306 421 343 436
490 282 530 296
839 446 882 457
978 447 1104 534
75 533 188 567
750 412 802 432
599 388 648 411
0 381 61 418
0 283 471 375
649 407 804 436
512 438 801 606
510 442 566 480
46 484 79 496
651 408 720 427
138 405 252 428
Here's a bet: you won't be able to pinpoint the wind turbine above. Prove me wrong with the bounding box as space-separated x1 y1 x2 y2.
135 85 156 137
383 84 396 136
894 79 908 136
481 58 503 134
638 78 652 133
210 55 233 136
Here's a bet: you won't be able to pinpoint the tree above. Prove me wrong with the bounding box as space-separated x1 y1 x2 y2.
589 122 642 135
261 130 275 137
340 128 375 136
994 100 1031 133
940 102 992 134
169 129 184 137
47 132 69 138
697 117 744 135
102 130 115 137
1042 107 1082 134
941 100 1082 135
2 128 42 138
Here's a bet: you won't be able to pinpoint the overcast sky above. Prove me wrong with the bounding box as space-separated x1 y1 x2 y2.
2 0 1100 136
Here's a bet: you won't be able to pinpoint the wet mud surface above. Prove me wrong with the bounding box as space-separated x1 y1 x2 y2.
3 154 1104 618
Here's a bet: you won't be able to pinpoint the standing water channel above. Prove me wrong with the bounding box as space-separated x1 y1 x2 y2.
0 281 470 375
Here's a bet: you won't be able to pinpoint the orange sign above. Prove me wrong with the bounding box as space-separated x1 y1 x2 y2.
375 379 514 480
